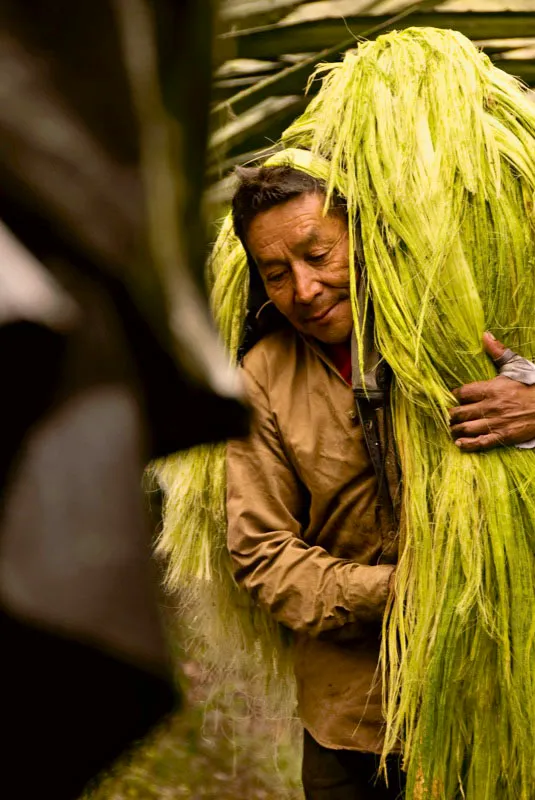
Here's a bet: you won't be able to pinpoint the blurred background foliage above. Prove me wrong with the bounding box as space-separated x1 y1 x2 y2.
85 1 535 798
207 0 535 216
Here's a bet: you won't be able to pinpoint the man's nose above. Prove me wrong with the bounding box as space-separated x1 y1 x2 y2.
293 264 322 305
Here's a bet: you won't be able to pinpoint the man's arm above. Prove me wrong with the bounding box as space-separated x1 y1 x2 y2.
227 368 394 638
449 332 535 452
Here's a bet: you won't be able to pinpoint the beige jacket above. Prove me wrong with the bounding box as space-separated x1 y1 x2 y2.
226 320 399 753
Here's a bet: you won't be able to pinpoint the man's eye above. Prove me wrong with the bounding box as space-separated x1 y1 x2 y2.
266 272 285 284
307 252 327 264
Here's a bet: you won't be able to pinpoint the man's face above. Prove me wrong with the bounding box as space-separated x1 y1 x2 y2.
246 192 354 344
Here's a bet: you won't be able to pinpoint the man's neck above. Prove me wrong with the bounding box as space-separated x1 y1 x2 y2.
320 340 352 385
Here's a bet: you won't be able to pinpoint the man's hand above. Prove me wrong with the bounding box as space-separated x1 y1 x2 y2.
449 333 535 452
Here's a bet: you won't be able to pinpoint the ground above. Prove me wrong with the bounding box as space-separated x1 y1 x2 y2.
82 650 303 800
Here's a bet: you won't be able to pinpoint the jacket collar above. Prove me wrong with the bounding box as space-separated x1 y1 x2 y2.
255 292 387 399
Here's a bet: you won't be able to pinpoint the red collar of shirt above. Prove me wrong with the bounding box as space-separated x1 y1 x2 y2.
321 341 352 386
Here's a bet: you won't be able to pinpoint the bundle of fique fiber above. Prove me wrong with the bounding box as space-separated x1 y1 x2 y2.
282 27 535 799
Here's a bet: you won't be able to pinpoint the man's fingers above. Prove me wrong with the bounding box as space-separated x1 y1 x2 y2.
450 418 494 438
482 331 508 362
452 375 513 406
455 432 503 452
450 338 535 451
449 402 487 425
452 381 491 404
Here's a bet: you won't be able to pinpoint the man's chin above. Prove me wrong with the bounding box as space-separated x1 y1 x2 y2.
305 318 354 344
312 328 353 344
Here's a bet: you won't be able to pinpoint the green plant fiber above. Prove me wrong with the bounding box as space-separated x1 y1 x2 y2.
155 26 535 798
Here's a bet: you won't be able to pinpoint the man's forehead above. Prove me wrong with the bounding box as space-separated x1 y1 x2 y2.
247 195 342 255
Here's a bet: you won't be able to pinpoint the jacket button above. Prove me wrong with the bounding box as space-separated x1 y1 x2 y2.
348 409 356 420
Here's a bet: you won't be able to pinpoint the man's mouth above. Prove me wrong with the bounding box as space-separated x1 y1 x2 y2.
304 303 339 324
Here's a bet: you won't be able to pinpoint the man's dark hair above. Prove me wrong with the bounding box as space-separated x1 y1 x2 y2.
231 163 346 250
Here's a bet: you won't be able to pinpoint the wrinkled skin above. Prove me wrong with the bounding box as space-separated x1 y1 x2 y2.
450 332 535 451
246 193 354 345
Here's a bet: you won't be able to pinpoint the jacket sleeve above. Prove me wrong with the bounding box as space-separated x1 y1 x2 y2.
226 366 394 638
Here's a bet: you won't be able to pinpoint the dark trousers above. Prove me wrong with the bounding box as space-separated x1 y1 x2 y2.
302 729 405 800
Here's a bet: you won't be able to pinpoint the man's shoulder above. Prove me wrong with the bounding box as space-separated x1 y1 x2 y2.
242 327 301 386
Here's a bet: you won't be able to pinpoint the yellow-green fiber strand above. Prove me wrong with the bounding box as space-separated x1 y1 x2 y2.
283 27 535 798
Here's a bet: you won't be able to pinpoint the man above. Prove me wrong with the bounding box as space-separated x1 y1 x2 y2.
225 165 535 799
